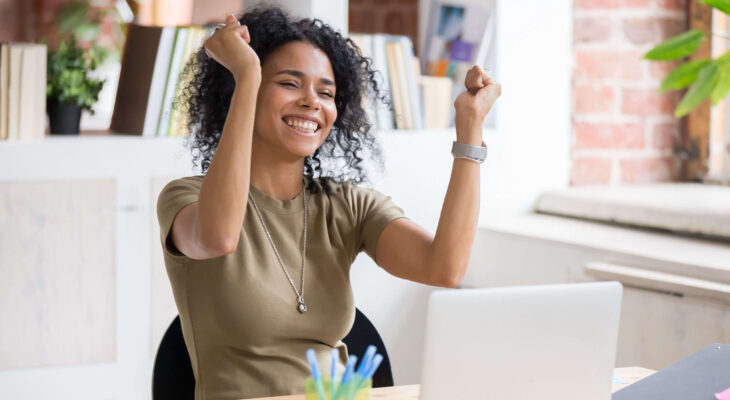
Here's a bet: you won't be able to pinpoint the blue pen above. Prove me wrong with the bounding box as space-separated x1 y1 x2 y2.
350 353 384 397
330 348 339 399
333 355 357 400
306 349 327 400
355 345 376 379
348 345 376 400
363 354 383 381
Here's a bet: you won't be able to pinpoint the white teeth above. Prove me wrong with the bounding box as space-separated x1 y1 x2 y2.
284 118 318 133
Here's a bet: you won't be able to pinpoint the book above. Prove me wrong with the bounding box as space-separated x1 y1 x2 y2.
392 39 414 129
35 45 47 140
348 33 379 133
0 43 8 140
18 45 34 140
17 45 46 141
142 26 175 137
7 45 22 140
398 36 424 130
419 75 452 130
111 24 170 135
370 34 394 131
385 40 406 130
156 26 189 137
168 26 205 138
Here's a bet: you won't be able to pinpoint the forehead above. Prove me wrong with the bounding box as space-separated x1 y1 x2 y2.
263 41 335 81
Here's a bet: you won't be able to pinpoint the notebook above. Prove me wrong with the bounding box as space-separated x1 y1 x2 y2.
613 343 730 400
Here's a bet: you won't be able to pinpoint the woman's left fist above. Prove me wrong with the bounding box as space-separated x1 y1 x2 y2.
454 65 501 133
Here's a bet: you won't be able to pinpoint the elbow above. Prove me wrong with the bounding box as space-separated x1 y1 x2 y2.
200 233 239 257
432 260 468 288
216 236 239 255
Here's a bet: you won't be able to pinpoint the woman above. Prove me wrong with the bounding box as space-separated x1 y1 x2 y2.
157 6 500 400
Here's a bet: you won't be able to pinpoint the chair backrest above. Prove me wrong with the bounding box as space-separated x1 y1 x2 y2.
342 308 395 388
152 308 393 400
152 316 195 400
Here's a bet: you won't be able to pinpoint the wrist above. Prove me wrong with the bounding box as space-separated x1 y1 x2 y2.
233 66 262 85
455 122 483 146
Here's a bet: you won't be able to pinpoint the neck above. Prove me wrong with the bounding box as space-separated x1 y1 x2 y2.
250 139 306 201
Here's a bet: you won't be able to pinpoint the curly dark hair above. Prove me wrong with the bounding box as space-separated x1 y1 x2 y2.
176 5 390 194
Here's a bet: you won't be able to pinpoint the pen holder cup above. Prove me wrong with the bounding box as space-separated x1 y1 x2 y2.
305 377 372 400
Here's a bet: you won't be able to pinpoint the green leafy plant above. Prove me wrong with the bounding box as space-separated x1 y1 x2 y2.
645 0 730 117
57 0 128 62
46 38 105 113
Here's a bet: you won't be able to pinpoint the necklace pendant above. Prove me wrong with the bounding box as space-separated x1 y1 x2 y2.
297 302 308 313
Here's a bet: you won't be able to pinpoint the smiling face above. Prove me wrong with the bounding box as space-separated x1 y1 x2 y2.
252 41 338 161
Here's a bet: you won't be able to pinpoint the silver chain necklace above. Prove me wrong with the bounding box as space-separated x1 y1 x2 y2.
248 189 308 313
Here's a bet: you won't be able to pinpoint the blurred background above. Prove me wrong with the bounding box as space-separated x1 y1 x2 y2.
0 0 729 398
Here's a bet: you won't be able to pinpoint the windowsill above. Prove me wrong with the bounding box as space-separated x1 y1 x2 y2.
534 183 730 241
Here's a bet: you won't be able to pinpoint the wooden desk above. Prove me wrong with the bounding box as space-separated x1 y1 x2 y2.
249 367 656 399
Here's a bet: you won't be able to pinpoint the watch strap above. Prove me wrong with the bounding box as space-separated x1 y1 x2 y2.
451 141 487 163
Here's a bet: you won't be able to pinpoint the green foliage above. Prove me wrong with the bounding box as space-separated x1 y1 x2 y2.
46 38 105 113
697 0 730 14
644 30 705 61
646 0 730 117
660 60 710 92
56 0 127 62
675 63 719 117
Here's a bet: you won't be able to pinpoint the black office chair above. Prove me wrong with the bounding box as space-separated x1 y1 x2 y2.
152 308 394 400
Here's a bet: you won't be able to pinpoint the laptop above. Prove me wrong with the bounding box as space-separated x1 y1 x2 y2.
419 281 623 400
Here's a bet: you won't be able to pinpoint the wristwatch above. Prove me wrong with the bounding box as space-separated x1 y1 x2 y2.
451 141 487 164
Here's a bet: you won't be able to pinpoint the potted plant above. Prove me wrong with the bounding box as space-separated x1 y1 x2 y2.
46 38 105 134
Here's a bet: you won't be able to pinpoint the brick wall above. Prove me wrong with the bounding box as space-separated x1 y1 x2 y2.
572 0 687 185
348 0 419 56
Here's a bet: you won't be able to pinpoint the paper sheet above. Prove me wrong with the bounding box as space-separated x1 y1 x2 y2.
715 387 730 400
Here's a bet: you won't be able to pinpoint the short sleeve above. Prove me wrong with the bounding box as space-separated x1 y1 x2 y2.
156 176 203 262
345 183 407 261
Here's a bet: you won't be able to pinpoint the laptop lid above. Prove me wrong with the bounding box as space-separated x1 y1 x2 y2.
420 282 623 400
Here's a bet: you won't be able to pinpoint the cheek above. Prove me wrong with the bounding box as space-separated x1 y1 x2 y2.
325 104 338 127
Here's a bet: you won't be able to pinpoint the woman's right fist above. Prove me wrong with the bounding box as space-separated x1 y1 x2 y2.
204 13 261 82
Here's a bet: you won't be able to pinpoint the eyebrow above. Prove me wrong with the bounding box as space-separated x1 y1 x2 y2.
274 69 335 87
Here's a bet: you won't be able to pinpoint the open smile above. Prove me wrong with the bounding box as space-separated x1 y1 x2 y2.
282 117 321 137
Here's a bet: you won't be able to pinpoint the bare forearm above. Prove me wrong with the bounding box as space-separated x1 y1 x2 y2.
197 77 260 251
429 127 482 285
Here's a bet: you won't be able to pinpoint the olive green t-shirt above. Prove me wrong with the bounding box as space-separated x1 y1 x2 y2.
156 176 406 400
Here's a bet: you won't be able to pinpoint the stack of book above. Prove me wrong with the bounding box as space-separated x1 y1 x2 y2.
349 34 453 131
111 23 208 137
0 43 47 141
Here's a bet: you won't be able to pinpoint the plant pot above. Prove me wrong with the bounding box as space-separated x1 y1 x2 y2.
47 100 83 135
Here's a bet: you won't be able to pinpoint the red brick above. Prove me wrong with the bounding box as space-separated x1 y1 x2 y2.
622 88 680 116
623 17 685 45
651 122 679 150
571 157 613 185
656 0 686 10
574 84 616 114
575 50 643 81
575 122 645 149
575 0 651 8
575 0 619 8
574 16 612 44
649 59 682 80
620 157 674 183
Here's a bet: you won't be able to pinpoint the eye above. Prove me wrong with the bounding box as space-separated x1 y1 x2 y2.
280 82 298 88
319 92 334 98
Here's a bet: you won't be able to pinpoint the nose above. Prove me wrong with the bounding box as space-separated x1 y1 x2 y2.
296 86 321 110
